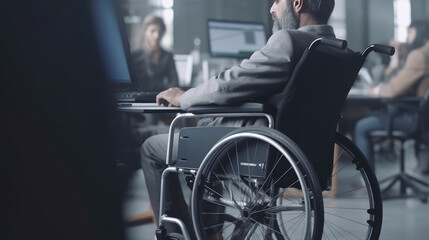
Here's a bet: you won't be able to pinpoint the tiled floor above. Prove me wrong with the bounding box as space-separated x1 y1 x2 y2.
123 140 429 240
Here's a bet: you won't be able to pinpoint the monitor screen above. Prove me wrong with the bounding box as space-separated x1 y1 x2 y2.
208 19 267 59
90 0 132 84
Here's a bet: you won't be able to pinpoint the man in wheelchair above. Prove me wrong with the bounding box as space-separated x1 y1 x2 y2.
141 0 337 239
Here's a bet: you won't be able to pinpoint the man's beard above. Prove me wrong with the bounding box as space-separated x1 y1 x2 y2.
272 4 299 33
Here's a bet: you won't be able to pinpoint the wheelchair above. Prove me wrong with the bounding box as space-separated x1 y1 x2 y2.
154 38 394 240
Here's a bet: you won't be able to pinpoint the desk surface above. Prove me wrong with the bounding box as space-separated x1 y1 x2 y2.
346 94 385 106
343 92 422 124
346 93 422 105
116 102 183 113
116 95 421 114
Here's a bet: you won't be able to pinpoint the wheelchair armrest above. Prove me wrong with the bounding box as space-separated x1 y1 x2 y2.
166 103 274 165
186 102 273 114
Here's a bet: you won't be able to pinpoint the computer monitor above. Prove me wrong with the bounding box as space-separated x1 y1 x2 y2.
208 19 267 59
90 0 135 86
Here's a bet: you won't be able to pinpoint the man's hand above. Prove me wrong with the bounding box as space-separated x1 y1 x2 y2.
156 87 184 107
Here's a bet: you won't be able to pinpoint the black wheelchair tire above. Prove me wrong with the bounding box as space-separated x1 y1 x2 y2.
191 127 324 240
324 132 382 240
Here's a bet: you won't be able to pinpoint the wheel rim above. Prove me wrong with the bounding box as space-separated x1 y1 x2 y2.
191 132 316 240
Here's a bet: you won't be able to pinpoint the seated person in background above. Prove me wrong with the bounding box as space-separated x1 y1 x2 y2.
124 14 181 226
129 14 180 145
354 20 429 170
140 0 336 237
132 14 179 91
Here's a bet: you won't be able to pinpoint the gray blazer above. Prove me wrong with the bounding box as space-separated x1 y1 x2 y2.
180 25 336 110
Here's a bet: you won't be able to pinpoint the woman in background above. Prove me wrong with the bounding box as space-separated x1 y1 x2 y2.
354 20 429 171
125 15 180 227
132 14 178 91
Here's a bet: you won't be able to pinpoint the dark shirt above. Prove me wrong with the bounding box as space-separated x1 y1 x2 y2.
131 48 179 91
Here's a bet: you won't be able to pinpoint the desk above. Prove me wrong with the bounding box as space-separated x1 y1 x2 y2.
346 93 421 108
344 94 421 120
117 102 184 113
346 94 386 108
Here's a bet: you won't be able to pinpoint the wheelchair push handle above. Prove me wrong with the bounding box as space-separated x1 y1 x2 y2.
321 38 347 49
373 44 395 55
309 37 347 50
362 44 395 58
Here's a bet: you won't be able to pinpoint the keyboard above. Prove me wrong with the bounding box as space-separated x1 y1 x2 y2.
114 91 158 102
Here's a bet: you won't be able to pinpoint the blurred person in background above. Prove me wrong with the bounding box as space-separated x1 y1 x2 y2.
132 14 178 91
124 15 180 226
127 15 181 148
355 19 429 170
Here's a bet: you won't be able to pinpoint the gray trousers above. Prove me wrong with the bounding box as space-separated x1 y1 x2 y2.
140 133 196 237
140 117 267 237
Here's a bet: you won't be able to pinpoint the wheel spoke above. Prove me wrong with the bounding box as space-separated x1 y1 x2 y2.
193 130 326 240
324 219 364 240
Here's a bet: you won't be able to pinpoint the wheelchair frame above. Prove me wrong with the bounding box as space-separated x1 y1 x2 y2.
159 111 274 240
151 38 393 240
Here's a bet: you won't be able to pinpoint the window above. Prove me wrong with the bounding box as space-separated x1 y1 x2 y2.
393 0 411 42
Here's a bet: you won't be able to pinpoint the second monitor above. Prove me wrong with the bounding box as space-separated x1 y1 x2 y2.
208 19 267 59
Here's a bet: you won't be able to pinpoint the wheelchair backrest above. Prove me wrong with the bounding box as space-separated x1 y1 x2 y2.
268 38 365 189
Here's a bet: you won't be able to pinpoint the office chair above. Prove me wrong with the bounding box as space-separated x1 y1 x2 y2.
151 38 393 240
370 88 429 202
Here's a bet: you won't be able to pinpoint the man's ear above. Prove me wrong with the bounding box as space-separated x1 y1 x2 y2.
293 0 304 13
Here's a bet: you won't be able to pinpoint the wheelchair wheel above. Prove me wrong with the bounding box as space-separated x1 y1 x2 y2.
320 133 382 240
191 127 324 240
164 233 184 240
